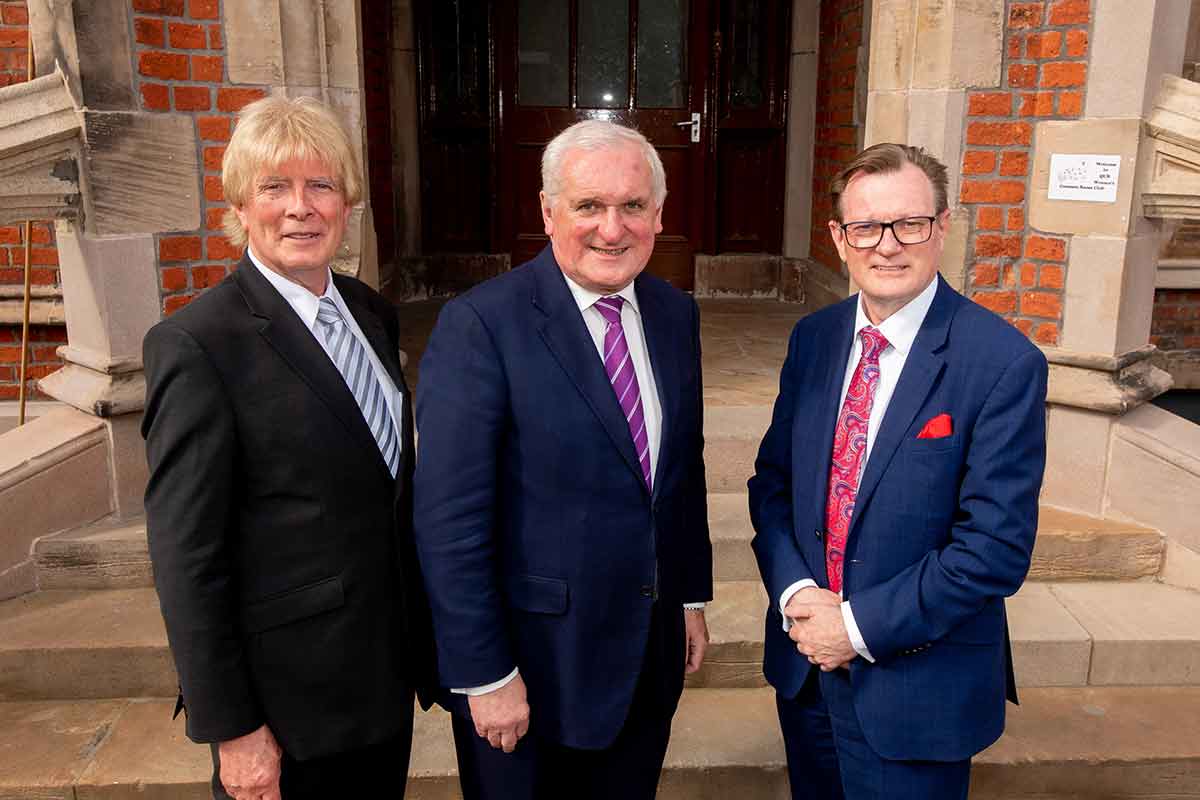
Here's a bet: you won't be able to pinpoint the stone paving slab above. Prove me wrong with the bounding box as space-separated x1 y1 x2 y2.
0 699 127 800
1050 582 1200 685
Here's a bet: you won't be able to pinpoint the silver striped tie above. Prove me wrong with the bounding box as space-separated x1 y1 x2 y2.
315 297 401 477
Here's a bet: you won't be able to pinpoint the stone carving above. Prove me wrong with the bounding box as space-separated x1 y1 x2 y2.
1143 75 1200 220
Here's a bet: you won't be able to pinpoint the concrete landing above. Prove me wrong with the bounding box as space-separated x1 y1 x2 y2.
5 687 1200 799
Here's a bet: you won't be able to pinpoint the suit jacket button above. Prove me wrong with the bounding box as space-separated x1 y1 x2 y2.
814 529 823 540
640 585 654 598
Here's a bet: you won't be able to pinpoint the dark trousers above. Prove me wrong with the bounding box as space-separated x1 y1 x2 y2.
776 669 970 800
451 604 679 800
210 711 415 799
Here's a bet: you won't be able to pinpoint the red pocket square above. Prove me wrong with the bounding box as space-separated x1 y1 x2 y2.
917 413 953 439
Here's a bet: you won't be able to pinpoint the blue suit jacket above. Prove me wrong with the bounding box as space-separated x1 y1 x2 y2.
748 277 1047 762
413 246 712 749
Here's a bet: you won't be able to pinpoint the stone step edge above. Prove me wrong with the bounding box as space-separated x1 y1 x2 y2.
4 687 1200 798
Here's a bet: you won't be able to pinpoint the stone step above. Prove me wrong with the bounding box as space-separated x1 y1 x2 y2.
6 577 1197 701
34 515 152 590
5 687 1200 799
33 497 1162 593
709 495 1164 583
688 579 1200 690
0 589 176 701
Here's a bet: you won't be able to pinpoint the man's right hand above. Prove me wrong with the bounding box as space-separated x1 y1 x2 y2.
468 673 530 753
783 585 841 619
218 724 282 800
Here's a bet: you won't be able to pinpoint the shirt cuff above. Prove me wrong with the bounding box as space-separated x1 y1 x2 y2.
451 667 520 696
683 602 705 610
841 601 875 663
779 579 818 631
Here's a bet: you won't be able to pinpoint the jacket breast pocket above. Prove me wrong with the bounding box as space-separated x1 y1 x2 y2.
241 575 345 634
505 574 569 615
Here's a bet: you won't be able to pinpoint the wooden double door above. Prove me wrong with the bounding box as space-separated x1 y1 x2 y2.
417 0 791 290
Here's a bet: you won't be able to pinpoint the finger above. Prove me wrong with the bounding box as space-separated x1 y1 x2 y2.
516 718 530 739
487 731 503 750
501 729 518 753
475 720 488 739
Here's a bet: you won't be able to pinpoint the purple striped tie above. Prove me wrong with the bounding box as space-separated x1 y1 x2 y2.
594 296 652 491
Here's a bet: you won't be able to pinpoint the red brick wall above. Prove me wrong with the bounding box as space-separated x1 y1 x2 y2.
960 0 1091 346
131 0 266 315
0 2 64 400
809 0 865 273
1152 289 1200 351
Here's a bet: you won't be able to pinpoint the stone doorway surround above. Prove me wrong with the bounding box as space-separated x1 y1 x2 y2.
0 0 380 600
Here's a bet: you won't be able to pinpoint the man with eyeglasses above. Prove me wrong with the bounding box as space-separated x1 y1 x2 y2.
748 143 1048 799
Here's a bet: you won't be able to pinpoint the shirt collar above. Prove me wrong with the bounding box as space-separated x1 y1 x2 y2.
852 275 939 358
561 271 641 317
248 247 337 329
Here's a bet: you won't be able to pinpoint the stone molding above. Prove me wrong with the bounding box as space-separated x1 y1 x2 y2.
1156 257 1200 289
0 67 83 226
38 364 145 418
1043 345 1173 415
1143 75 1200 220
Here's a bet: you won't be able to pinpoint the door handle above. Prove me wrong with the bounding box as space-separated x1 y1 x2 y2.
674 112 700 143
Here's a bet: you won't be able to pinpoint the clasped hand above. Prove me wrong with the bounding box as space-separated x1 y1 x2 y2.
785 587 856 671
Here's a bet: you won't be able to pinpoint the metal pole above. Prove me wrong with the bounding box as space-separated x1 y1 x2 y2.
16 34 34 426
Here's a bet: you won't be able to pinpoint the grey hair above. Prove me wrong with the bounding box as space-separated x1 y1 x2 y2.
541 120 667 208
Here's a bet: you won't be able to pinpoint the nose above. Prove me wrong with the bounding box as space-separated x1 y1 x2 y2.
597 206 623 241
875 224 903 254
284 183 312 218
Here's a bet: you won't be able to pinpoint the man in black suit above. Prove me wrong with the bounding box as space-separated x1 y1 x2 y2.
142 95 434 800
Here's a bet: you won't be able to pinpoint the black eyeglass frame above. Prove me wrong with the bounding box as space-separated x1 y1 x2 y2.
836 215 939 249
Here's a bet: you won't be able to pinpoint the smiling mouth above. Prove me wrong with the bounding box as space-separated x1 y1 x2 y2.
283 233 322 240
872 264 907 272
590 246 630 256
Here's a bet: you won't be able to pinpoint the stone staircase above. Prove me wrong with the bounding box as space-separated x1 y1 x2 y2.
3 406 1200 798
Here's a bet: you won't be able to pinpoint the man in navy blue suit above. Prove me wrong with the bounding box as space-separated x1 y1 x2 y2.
748 143 1047 799
413 120 712 799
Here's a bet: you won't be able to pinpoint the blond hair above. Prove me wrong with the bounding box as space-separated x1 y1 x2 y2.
829 143 949 222
221 94 362 249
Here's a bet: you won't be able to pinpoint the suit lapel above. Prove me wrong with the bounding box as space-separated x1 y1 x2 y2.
635 277 678 499
531 249 648 492
849 279 954 536
807 300 858 530
234 258 390 476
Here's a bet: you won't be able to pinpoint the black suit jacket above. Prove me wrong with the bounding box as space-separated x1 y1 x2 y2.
142 254 436 761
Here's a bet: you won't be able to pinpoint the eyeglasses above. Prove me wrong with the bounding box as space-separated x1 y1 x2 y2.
837 216 937 249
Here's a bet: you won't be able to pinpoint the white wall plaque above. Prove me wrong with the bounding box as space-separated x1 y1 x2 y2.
1047 154 1121 203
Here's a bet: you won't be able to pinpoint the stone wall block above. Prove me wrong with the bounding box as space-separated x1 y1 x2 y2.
1087 0 1190 119
71 1 134 110
864 91 909 147
1062 234 1159 356
53 223 159 363
224 0 285 85
82 112 201 236
783 51 818 259
868 0 916 93
905 89 966 204
1041 405 1112 515
940 208 971 292
912 0 1003 90
1029 119 1141 238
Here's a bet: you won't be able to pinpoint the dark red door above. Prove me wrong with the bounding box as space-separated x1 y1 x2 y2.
496 0 713 289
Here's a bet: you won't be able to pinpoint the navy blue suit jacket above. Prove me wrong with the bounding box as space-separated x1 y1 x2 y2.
413 247 712 749
748 277 1047 762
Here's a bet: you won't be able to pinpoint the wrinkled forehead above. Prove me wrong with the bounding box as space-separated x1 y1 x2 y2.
841 164 936 217
560 145 653 196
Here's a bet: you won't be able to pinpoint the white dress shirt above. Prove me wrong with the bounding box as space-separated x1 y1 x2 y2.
778 276 939 662
248 249 404 450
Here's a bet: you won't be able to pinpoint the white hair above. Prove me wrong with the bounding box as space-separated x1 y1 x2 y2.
541 120 667 208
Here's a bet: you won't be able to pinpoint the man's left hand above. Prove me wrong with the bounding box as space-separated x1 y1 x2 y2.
684 609 709 674
788 602 856 671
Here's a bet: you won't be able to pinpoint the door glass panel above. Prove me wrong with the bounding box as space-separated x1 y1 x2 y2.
432 0 489 115
728 0 765 109
578 0 630 108
637 0 688 108
518 0 569 107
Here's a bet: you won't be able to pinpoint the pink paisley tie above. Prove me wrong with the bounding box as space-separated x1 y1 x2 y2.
824 326 890 594
594 296 652 491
